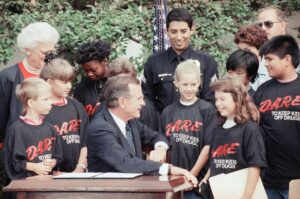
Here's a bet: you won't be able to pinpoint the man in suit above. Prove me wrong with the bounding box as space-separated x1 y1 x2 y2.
86 76 197 185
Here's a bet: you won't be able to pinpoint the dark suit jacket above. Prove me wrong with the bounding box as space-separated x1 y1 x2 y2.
86 106 167 174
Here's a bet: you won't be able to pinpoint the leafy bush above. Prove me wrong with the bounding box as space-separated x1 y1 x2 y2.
0 1 300 198
0 0 299 76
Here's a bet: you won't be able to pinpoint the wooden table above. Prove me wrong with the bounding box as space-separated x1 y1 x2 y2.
3 175 192 199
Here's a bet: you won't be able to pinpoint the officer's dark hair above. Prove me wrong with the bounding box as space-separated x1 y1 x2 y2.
166 8 193 30
226 49 259 83
74 40 111 64
101 76 140 108
259 35 300 68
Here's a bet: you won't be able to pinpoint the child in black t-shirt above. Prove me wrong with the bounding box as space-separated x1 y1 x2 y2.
40 58 89 173
226 49 259 98
4 77 63 180
254 35 300 199
160 59 217 199
73 40 111 118
200 76 266 199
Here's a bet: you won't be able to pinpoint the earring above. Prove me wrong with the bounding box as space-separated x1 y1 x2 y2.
26 51 30 56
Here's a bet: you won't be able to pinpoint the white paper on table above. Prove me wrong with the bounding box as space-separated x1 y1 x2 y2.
209 168 268 199
53 172 102 179
93 172 143 179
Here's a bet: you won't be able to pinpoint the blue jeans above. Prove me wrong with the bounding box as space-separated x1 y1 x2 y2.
266 188 288 199
184 191 204 199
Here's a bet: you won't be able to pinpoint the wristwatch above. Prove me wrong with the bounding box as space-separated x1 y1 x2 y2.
76 163 86 170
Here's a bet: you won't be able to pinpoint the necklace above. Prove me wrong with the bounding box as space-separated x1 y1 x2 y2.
23 59 41 75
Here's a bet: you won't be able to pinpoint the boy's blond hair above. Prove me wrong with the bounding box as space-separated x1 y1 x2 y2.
40 58 75 81
16 77 51 108
174 59 202 84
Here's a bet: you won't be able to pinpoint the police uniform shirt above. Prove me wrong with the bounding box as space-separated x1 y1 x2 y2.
142 46 218 113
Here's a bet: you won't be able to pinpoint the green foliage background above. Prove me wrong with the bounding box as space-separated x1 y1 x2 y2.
1 0 300 75
0 0 300 197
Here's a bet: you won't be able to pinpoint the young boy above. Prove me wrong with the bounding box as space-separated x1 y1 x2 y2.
226 49 259 98
4 77 63 180
40 58 89 173
73 40 111 118
254 35 300 199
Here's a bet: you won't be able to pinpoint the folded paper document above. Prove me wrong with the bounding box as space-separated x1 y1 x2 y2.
209 168 267 199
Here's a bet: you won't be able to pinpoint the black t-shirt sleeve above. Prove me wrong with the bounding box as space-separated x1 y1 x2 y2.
202 103 217 146
74 99 89 148
200 56 218 102
253 81 269 107
4 126 27 180
243 122 267 168
51 126 63 166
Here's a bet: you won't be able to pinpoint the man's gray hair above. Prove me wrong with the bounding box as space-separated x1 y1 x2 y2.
102 76 140 108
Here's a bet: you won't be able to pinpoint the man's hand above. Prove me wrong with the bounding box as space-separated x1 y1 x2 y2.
149 146 167 163
170 166 198 187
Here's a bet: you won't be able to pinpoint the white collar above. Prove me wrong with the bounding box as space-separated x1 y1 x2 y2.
109 110 126 136
180 99 197 106
223 118 236 129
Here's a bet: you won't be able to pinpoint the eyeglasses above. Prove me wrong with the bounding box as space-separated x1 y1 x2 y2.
256 21 281 29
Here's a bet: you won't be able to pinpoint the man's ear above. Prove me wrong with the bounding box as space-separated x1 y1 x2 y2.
118 97 126 109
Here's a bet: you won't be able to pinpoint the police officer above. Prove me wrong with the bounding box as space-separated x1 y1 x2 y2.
142 8 218 113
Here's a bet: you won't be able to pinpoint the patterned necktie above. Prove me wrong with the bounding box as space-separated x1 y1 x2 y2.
125 123 136 154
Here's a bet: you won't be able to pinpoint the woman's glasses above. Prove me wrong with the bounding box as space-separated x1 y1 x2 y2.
256 21 281 29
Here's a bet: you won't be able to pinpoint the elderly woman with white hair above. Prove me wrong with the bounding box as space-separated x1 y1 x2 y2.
0 22 60 147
